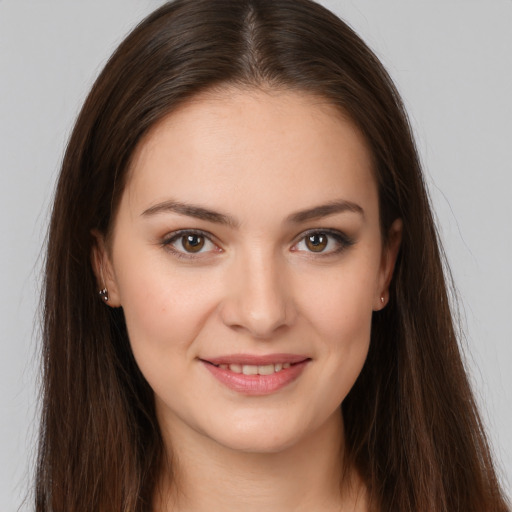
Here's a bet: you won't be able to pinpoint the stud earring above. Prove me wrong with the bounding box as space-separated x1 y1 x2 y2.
380 296 385 304
98 288 109 302
98 264 109 302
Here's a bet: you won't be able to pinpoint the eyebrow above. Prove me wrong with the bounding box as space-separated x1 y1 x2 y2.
141 198 363 226
287 200 364 223
141 200 239 227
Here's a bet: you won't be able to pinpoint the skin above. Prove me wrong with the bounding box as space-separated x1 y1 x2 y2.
93 88 401 511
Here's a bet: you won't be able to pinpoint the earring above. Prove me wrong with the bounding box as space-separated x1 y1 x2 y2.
380 296 385 304
98 288 109 302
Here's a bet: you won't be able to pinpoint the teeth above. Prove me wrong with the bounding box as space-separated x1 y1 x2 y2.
242 365 258 375
258 364 275 375
220 363 295 375
229 364 242 373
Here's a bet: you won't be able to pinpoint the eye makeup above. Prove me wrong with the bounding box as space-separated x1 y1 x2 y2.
160 227 355 261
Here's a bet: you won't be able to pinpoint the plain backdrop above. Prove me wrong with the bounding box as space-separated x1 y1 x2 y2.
1 1 511 509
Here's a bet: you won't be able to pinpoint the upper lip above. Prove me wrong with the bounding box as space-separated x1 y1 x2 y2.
201 353 310 366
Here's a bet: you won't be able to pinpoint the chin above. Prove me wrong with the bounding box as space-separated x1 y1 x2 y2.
198 411 321 455
213 429 303 455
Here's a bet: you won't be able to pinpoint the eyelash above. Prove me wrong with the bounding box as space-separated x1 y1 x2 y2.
292 228 355 256
161 228 355 259
161 229 220 259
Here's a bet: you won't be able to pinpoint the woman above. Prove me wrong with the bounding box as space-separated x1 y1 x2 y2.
37 0 510 510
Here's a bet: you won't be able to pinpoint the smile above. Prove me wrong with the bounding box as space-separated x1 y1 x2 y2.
200 355 311 395
214 362 292 375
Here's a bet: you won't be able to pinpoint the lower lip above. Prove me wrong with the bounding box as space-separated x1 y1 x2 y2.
202 360 309 396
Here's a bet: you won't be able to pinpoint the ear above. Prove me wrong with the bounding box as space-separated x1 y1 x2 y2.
90 229 121 307
374 218 402 311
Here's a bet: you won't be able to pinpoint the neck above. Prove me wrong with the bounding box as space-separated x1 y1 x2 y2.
154 410 367 512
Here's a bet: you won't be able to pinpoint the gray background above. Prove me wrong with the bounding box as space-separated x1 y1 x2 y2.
1 1 511 509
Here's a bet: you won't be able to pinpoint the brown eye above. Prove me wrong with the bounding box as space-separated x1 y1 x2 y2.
305 233 328 252
181 234 205 253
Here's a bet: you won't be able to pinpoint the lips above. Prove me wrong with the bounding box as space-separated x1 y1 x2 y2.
200 354 310 395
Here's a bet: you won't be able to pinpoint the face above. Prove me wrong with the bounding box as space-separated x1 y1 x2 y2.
96 88 401 454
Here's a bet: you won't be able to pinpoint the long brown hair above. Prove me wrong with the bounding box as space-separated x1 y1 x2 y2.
37 0 510 510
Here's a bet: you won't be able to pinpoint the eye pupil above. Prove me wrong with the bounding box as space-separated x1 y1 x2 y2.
182 234 205 252
306 234 328 252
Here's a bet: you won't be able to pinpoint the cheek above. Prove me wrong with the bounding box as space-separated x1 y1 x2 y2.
298 255 379 340
312 279 372 381
294 254 379 400
112 246 220 373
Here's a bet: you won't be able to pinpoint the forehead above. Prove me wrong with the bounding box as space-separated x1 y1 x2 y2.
123 87 377 221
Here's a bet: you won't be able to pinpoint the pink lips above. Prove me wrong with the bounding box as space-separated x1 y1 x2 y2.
200 353 310 396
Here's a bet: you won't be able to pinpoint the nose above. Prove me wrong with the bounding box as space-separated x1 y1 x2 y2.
219 249 295 339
